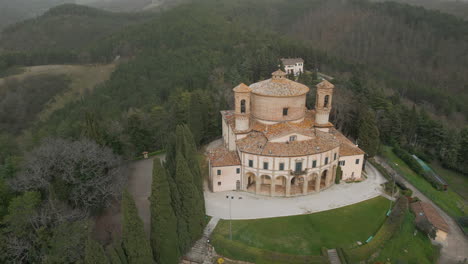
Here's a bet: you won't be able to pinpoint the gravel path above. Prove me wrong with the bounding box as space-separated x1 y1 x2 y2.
375 156 468 264
205 162 388 220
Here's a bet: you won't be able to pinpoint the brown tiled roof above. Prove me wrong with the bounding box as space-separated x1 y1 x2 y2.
250 73 309 97
236 130 340 157
411 201 449 233
221 110 252 134
221 110 364 157
233 83 251 93
329 128 365 156
281 58 304 65
316 80 334 89
208 145 241 167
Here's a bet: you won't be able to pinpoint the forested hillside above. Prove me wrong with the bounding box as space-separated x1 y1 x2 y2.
0 1 467 262
373 0 468 20
208 0 468 122
0 0 72 30
0 4 153 52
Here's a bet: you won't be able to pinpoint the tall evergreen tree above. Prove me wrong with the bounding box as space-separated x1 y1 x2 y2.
182 125 204 196
121 190 153 264
85 236 110 264
174 151 203 246
150 158 180 264
357 108 380 157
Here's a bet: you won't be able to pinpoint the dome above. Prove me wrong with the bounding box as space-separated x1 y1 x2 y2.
250 70 310 97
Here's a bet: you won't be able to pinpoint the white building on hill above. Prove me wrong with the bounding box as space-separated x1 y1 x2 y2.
208 70 365 197
281 58 304 76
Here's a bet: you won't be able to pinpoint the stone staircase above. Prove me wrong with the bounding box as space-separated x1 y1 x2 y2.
327 249 342 264
183 217 220 264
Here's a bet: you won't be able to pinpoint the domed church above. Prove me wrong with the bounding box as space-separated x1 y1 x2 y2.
208 70 365 197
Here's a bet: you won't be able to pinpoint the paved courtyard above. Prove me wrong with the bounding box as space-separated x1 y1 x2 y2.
205 162 388 219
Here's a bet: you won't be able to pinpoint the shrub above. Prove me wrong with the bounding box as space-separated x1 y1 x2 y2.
347 197 408 261
393 147 444 190
335 166 343 184
402 189 413 197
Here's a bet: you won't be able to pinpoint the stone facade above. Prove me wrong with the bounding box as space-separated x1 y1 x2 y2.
281 58 304 76
208 70 365 197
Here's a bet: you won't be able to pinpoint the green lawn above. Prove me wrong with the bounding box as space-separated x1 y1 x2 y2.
212 196 390 259
381 146 467 218
375 211 440 264
430 162 468 200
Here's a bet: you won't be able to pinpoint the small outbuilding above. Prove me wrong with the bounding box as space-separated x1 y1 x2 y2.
410 201 449 243
281 58 304 76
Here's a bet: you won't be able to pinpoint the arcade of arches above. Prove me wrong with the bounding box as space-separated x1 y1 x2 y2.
245 167 337 196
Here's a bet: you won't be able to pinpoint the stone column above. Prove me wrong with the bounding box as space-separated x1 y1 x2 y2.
255 177 260 194
303 176 308 194
315 175 320 192
326 171 332 187
270 178 275 197
286 177 291 197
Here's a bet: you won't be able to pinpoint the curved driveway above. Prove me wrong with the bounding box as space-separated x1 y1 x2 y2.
205 162 389 220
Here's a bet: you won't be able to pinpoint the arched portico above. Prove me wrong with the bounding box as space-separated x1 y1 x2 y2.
290 175 307 195
308 173 318 193
245 172 256 192
320 170 328 189
259 175 272 196
332 165 337 184
274 175 288 196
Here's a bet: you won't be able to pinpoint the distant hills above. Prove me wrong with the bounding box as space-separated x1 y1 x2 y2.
0 4 153 52
373 0 468 20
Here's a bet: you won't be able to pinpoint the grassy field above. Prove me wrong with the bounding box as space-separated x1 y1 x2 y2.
375 211 440 264
0 63 117 122
211 196 390 261
381 146 467 218
430 162 468 200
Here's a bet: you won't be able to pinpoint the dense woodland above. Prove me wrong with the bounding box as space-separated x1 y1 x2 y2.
0 0 467 262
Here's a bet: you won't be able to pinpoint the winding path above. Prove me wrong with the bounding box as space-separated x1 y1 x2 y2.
375 156 468 264
205 162 388 220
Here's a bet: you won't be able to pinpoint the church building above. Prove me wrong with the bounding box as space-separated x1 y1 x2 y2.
208 70 365 196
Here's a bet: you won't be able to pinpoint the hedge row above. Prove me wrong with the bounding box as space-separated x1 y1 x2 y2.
393 147 424 175
346 197 408 262
392 147 444 190
211 233 328 264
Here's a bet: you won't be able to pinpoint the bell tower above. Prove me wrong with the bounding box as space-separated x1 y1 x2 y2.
314 80 334 132
233 83 251 131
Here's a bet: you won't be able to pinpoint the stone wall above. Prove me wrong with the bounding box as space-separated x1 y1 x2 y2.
251 94 306 123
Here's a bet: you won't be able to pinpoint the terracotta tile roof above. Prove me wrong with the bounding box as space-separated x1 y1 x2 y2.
208 145 241 167
233 83 251 93
221 110 252 134
329 128 365 156
221 110 364 157
316 80 334 89
236 130 340 157
250 72 309 97
281 58 304 65
411 201 449 233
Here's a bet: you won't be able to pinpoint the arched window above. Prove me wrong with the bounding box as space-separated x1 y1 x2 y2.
324 95 330 108
240 99 246 113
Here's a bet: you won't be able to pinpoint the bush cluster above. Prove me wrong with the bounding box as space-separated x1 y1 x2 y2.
393 147 445 190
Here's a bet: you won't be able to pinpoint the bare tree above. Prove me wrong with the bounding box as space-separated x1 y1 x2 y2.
11 138 127 213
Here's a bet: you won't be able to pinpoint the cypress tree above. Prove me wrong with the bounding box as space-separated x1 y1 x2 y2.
182 125 203 195
150 158 180 264
85 237 110 264
182 125 206 229
121 190 153 264
335 166 342 184
357 108 380 157
174 151 203 245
